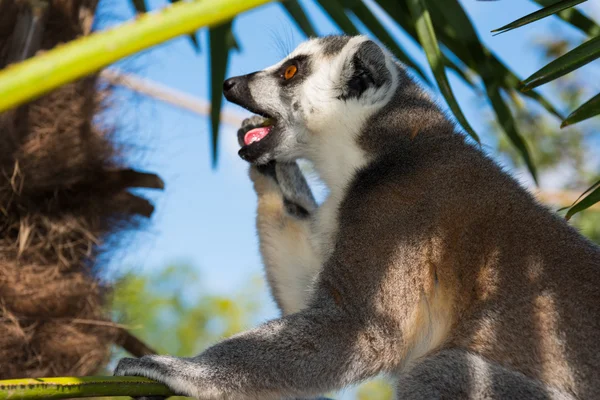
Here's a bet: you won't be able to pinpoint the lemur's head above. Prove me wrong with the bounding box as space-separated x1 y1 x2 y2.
223 35 401 165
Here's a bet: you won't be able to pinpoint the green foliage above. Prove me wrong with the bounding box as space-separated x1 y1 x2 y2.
521 35 600 92
97 266 263 400
492 0 588 35
281 1 318 38
489 35 599 221
571 209 600 244
564 180 600 220
110 265 262 357
126 0 598 179
407 0 480 143
107 266 401 399
355 377 394 400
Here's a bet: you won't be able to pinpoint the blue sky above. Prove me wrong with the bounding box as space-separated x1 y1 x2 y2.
94 0 600 326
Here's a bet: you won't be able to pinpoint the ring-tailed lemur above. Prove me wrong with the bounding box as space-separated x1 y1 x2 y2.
115 35 600 399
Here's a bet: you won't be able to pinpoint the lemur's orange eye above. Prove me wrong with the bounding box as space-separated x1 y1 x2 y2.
284 65 297 80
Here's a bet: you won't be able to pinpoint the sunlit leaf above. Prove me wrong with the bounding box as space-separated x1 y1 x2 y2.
487 84 538 182
316 0 360 35
442 53 477 88
408 0 480 142
167 0 201 52
492 0 587 35
533 0 600 36
561 92 600 127
209 21 235 166
281 0 318 38
564 180 600 220
521 35 600 90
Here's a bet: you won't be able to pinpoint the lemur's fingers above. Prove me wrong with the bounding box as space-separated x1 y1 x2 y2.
249 161 317 219
237 115 269 147
114 355 188 397
248 161 280 197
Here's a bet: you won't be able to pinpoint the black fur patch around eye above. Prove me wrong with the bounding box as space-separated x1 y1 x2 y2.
275 55 311 87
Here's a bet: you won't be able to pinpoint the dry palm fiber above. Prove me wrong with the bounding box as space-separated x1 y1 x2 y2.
0 0 161 378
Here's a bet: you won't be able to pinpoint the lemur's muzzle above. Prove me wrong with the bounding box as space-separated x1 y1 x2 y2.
223 73 264 116
224 73 279 164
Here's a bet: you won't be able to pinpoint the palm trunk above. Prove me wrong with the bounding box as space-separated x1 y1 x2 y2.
0 0 161 378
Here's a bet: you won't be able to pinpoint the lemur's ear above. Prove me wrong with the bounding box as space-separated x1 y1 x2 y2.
342 40 391 100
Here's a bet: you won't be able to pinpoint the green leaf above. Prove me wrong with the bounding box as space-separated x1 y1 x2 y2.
131 1 204 50
168 0 201 52
425 0 479 42
533 0 600 36
281 0 318 38
561 92 600 127
423 0 539 180
131 0 147 14
347 0 431 85
374 0 476 89
425 0 565 121
521 35 600 90
565 180 600 220
442 52 476 88
487 84 538 182
492 0 587 35
188 32 201 52
407 0 479 143
226 28 241 51
209 21 234 167
316 0 360 35
380 0 558 173
487 56 564 119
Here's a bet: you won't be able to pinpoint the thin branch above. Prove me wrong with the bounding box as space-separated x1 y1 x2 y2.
115 329 158 357
100 69 246 126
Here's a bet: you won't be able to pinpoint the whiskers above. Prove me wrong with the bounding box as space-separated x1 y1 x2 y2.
267 21 299 59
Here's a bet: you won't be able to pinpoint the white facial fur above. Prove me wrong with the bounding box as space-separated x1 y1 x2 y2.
246 35 400 190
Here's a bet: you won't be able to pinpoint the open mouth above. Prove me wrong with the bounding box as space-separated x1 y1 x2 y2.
237 114 279 163
243 119 274 146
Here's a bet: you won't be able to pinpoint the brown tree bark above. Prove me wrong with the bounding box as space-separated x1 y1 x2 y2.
0 0 160 378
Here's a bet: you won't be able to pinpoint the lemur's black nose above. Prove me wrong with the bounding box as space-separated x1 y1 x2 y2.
223 77 238 93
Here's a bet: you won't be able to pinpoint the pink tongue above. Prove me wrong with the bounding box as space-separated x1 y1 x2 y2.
244 126 272 145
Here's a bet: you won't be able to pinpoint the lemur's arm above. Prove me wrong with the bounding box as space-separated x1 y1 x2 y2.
114 305 387 400
241 116 320 315
113 168 414 399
